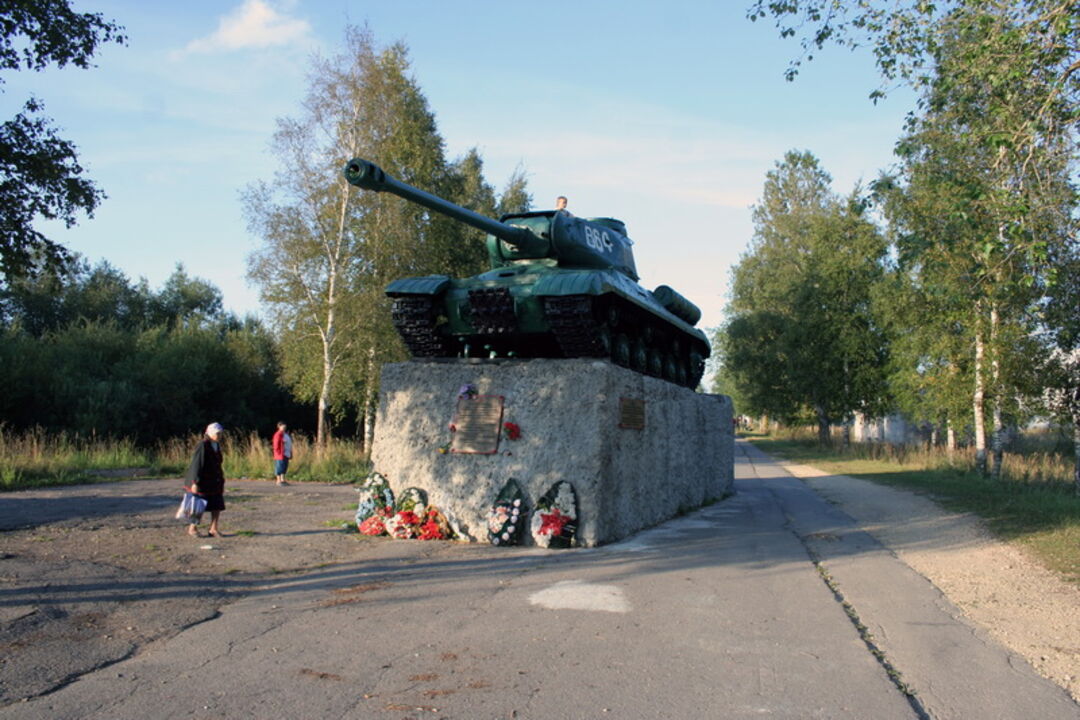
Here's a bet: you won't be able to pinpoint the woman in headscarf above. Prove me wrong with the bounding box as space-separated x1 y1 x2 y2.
184 422 227 537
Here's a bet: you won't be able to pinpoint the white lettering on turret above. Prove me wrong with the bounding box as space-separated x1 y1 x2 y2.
584 226 614 253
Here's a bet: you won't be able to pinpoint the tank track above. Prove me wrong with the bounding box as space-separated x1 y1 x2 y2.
545 295 705 389
543 296 609 358
390 296 447 357
467 287 516 335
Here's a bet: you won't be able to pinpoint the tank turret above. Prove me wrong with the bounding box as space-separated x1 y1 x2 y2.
343 157 709 388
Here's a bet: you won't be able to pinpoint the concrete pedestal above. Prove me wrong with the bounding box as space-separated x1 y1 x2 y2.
371 359 734 546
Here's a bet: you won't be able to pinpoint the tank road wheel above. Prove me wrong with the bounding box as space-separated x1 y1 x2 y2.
612 333 631 367
630 337 648 372
662 353 678 381
688 350 706 389
595 324 613 357
674 360 689 387
646 347 663 377
606 302 622 330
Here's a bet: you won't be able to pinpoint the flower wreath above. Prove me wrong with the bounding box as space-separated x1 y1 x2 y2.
487 477 527 546
385 487 429 539
355 472 395 530
530 480 578 549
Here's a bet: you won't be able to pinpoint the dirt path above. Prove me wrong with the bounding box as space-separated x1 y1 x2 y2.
0 478 363 704
773 456 1080 703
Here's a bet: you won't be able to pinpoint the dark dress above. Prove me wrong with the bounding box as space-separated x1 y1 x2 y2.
184 438 226 512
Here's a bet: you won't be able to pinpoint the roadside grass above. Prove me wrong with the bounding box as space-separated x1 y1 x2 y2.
747 431 1080 583
0 426 155 490
1 427 370 491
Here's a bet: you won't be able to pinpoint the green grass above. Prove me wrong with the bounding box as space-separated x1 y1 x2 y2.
1 427 371 491
748 432 1080 583
0 426 156 490
232 529 257 537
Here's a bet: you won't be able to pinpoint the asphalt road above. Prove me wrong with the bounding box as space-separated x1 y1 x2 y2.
4 442 1076 719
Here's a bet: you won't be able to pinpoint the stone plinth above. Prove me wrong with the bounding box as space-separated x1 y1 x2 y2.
371 359 734 546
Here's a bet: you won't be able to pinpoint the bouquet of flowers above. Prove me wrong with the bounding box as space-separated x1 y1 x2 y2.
487 478 527 546
530 481 578 549
358 506 393 536
355 472 394 530
502 422 522 440
385 487 429 540
418 505 453 541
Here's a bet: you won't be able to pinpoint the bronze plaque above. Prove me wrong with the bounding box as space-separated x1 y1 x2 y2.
451 395 504 454
619 397 645 430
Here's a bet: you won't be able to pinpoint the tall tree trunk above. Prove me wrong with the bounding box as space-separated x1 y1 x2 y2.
990 304 1004 480
814 404 830 445
317 343 333 454
1073 419 1080 497
946 418 957 456
842 415 851 447
973 305 988 476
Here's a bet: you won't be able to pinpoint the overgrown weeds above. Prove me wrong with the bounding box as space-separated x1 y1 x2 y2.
1 426 370 491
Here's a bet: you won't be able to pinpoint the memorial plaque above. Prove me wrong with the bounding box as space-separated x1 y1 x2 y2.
619 397 645 430
451 395 504 454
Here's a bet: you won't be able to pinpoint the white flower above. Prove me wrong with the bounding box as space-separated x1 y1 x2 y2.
513 499 520 507
501 532 509 541
507 525 515 533
552 483 576 518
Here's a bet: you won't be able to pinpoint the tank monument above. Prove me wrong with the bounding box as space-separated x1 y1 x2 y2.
345 158 734 546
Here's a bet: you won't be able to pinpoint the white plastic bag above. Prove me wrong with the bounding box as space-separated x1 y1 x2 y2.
176 491 207 520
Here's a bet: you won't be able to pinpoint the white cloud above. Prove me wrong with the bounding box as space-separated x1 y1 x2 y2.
180 0 311 55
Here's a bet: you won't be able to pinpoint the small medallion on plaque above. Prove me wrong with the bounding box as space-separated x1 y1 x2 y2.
451 395 505 454
619 397 645 430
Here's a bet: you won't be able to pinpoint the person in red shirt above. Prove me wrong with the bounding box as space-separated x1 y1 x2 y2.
272 421 293 486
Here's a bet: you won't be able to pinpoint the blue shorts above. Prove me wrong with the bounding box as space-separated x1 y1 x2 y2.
274 458 289 476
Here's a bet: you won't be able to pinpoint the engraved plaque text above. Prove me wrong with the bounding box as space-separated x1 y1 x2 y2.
451 395 504 454
619 397 645 430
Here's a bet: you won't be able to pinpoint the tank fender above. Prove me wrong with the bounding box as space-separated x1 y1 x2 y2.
653 285 703 326
386 275 451 296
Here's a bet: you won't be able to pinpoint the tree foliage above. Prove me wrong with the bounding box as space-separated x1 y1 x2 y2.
245 26 529 448
744 1 1079 469
719 151 890 441
0 0 126 281
0 261 301 443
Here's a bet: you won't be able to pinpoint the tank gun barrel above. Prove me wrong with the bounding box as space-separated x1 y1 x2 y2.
344 158 540 250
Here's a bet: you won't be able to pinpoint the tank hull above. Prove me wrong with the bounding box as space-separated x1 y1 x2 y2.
387 265 709 388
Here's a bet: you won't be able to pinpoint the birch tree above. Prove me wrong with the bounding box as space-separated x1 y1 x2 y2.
1044 348 1080 495
244 27 448 449
246 26 527 450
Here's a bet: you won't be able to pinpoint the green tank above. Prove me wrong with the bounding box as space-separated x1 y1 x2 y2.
344 158 710 388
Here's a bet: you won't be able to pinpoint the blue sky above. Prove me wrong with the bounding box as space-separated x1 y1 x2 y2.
3 0 914 334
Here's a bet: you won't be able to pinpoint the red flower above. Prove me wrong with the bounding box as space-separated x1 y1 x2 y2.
539 508 570 536
503 422 521 440
397 510 420 526
418 519 444 540
358 516 386 536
